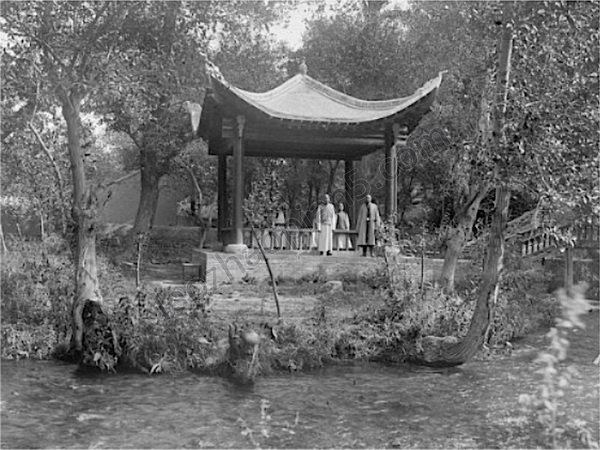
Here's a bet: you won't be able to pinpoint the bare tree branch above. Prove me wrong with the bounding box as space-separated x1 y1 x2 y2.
28 122 68 233
17 27 69 73
125 130 144 150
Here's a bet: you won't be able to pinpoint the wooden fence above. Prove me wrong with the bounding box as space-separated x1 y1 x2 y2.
520 223 599 257
519 221 599 291
238 227 358 252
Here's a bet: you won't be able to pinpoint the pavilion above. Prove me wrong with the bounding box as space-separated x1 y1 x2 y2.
197 63 443 252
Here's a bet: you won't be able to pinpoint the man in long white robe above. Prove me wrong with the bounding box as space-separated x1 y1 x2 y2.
316 194 336 255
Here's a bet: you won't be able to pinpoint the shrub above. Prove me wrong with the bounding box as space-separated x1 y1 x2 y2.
373 277 474 359
331 254 477 362
259 304 337 372
1 236 73 356
105 283 215 373
486 247 559 346
1 323 58 360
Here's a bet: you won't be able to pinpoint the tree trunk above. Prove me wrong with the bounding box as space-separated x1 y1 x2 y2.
327 160 340 194
184 165 203 213
183 164 208 248
133 149 161 236
440 187 489 292
0 221 7 253
305 182 314 227
40 211 45 240
61 91 102 355
420 2 514 366
423 185 510 365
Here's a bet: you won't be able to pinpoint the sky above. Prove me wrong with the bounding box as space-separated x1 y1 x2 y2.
271 0 410 50
270 2 317 51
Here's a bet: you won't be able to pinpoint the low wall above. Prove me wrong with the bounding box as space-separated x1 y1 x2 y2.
190 250 471 287
98 224 217 263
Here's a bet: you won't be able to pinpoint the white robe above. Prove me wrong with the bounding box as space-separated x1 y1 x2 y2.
316 203 336 253
318 224 333 253
335 211 352 249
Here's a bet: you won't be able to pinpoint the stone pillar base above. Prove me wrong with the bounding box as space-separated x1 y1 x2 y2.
224 243 248 254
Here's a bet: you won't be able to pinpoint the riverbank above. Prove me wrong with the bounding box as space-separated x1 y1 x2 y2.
0 261 576 370
2 244 599 448
1 310 598 449
0 239 588 374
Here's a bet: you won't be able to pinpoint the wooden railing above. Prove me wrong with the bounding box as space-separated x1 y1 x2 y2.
520 223 599 257
238 227 358 251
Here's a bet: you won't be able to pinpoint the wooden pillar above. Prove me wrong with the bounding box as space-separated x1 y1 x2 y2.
384 125 396 222
565 246 574 291
393 124 407 222
345 159 355 226
225 115 247 252
217 152 227 241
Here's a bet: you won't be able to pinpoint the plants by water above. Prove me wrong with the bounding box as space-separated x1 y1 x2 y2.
80 283 216 373
518 283 599 449
1 236 134 360
2 234 562 381
2 237 95 360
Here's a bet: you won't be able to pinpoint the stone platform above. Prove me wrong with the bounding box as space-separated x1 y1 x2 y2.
181 248 467 288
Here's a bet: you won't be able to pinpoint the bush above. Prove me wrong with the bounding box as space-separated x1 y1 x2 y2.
262 322 335 372
1 235 136 362
1 236 73 357
486 248 559 346
1 323 58 360
370 277 474 360
93 283 215 373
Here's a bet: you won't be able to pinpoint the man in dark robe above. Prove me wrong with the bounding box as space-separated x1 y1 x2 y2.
356 195 381 257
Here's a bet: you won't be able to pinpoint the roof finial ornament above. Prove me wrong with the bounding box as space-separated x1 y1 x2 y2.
298 59 308 75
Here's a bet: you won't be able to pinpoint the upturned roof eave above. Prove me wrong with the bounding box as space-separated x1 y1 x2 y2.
206 70 444 127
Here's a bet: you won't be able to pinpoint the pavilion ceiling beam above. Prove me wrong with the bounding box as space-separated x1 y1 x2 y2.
221 125 385 147
244 140 379 154
222 120 386 139
239 149 366 160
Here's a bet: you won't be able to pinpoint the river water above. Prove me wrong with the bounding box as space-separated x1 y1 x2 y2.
1 356 599 449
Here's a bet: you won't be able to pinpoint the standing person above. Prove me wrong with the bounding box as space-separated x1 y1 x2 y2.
273 207 287 249
316 194 336 255
335 203 352 250
356 194 381 257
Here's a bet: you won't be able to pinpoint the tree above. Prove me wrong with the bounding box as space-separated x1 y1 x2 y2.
299 1 499 291
300 0 596 293
1 23 70 237
422 0 599 365
425 1 515 364
299 0 597 364
103 1 289 248
172 139 218 245
102 2 205 242
2 1 138 357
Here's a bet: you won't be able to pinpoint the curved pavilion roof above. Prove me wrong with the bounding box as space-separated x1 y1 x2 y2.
199 65 443 160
